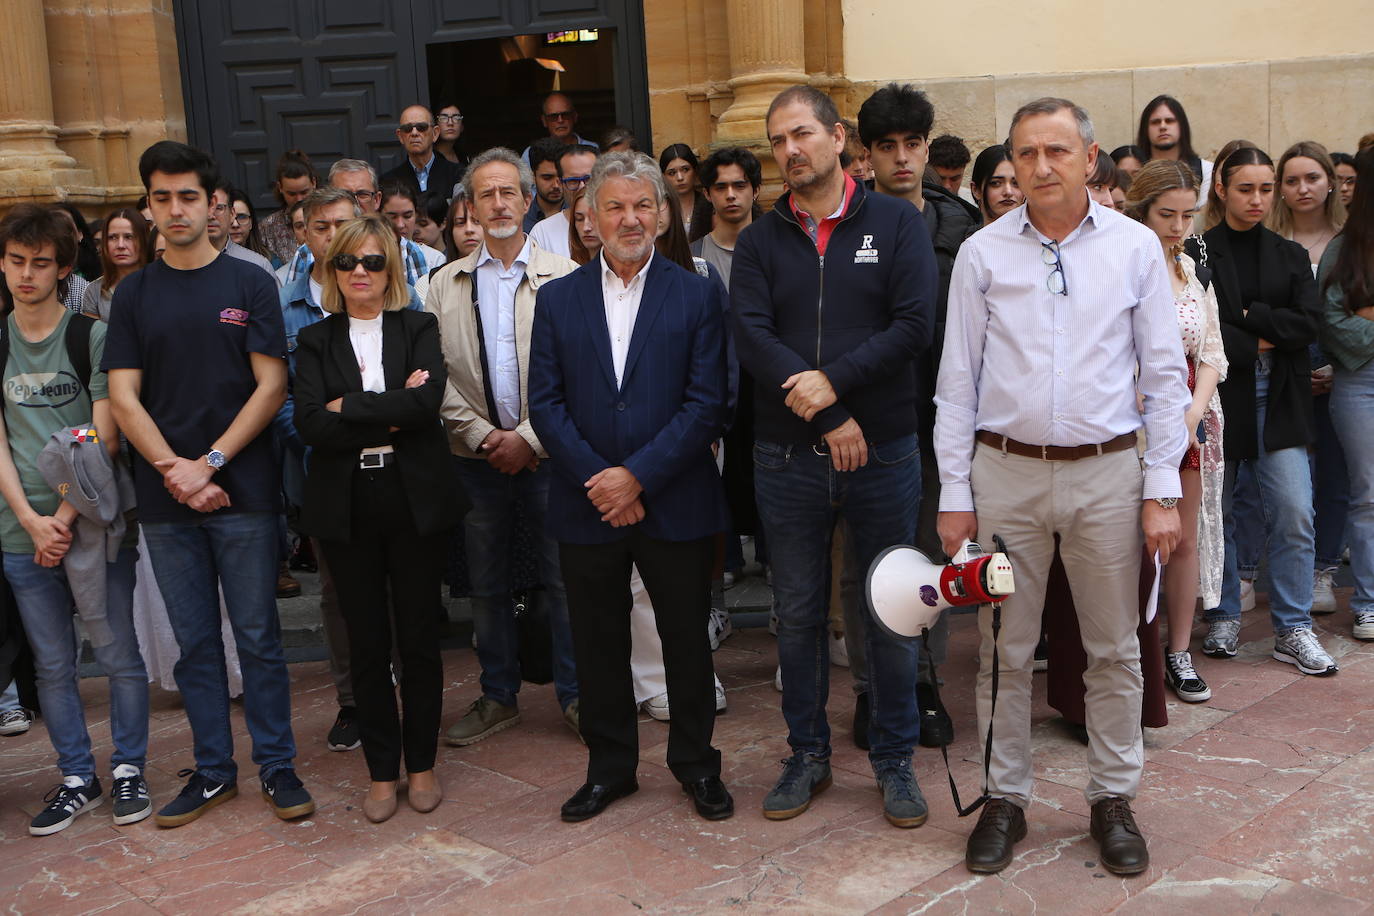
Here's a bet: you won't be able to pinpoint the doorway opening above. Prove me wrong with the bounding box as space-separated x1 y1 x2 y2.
426 28 620 159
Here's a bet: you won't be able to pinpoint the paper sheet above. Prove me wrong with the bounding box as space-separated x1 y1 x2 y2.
1144 549 1163 624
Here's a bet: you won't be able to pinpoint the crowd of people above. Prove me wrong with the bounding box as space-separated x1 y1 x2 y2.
1 84 1371 880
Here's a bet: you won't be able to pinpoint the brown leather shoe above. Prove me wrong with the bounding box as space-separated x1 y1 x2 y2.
965 798 1027 874
1090 796 1149 875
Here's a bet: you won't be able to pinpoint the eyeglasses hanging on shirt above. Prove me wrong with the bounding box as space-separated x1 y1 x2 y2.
1040 241 1067 296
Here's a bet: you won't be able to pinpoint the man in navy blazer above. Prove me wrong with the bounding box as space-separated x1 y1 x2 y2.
529 151 734 824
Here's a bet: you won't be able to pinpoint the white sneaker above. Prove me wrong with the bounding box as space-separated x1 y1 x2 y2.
723 571 737 589
0 707 32 736
1273 626 1338 676
1353 612 1374 641
708 606 733 651
829 631 849 668
714 678 727 714
1239 579 1256 613
640 693 670 722
1312 568 1338 614
773 666 783 692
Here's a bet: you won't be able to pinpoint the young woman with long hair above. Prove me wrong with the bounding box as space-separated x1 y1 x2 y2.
81 207 150 321
1319 145 1374 641
1195 147 1336 675
1125 160 1227 700
659 143 706 236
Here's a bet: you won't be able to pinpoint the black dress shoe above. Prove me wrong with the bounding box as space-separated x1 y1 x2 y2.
681 776 734 820
1090 796 1149 875
916 682 953 748
559 779 638 822
852 692 871 751
965 798 1027 874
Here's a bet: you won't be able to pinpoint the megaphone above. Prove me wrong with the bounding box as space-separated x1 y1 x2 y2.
866 540 1015 640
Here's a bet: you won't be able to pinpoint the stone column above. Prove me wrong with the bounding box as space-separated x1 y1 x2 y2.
0 0 91 201
713 0 808 143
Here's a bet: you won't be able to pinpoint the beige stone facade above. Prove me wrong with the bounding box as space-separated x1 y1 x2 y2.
3 1 1371 213
0 0 183 210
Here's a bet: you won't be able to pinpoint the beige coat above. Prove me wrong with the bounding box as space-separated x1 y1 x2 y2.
425 242 579 459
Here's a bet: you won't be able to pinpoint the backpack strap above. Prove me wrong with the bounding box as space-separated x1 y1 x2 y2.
64 312 94 393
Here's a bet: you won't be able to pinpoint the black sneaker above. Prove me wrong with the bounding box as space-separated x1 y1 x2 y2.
1032 633 1049 672
1164 650 1212 702
111 765 152 825
155 768 237 828
916 682 954 748
261 768 315 820
327 706 361 751
30 777 103 836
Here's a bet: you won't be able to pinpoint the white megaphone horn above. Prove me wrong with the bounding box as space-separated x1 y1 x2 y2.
866 539 1016 640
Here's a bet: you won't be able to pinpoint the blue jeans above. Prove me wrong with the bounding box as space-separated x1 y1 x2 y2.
1208 357 1316 633
1330 362 1374 614
142 512 296 783
3 548 147 778
452 458 577 709
1311 391 1350 568
754 434 921 764
1231 463 1265 580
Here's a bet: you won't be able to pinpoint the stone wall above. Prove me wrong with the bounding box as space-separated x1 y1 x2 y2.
0 0 184 211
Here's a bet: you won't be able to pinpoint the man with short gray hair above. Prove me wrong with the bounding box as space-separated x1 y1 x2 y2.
427 147 583 748
936 97 1189 876
529 151 733 825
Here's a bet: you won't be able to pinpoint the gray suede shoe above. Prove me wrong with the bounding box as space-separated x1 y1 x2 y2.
762 753 832 820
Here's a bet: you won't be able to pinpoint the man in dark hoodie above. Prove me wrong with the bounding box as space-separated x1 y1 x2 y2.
731 85 937 829
855 83 980 750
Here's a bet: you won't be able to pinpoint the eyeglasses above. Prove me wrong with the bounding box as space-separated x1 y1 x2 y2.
436 113 464 124
560 175 592 188
229 211 250 224
1041 241 1067 295
399 122 433 134
544 110 575 122
331 253 387 272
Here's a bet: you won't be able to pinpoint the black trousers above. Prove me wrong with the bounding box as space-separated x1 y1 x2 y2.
560 530 721 785
320 465 448 782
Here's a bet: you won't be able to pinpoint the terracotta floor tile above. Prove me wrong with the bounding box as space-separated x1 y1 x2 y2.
225 829 524 915
1215 668 1374 754
119 828 333 914
1157 729 1347 795
1315 745 1374 790
1112 854 1368 914
1208 780 1374 898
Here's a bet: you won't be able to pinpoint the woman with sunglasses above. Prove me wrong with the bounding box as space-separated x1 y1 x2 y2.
1192 147 1335 674
293 217 466 822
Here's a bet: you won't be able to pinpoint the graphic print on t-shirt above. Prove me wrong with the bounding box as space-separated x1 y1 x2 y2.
4 369 85 409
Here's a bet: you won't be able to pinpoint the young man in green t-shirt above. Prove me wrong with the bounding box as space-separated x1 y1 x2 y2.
0 204 150 835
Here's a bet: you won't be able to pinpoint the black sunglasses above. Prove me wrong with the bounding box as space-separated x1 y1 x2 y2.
399 122 433 134
331 253 387 272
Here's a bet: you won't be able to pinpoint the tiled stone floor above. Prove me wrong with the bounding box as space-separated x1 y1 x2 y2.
3 591 1373 914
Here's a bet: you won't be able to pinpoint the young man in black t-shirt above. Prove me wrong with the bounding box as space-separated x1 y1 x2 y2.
103 141 314 827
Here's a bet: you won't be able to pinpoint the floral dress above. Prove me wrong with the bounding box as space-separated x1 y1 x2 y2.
1175 250 1228 608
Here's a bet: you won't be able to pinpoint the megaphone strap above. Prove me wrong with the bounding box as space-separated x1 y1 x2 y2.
926 601 1001 818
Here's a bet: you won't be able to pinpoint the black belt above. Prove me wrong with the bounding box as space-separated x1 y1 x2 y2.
357 452 396 470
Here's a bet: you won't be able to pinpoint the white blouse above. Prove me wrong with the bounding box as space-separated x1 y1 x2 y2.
347 313 393 456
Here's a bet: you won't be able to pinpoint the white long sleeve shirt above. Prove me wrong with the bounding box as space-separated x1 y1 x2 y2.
934 195 1190 512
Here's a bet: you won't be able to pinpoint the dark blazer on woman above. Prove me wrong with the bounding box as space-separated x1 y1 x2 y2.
293 308 466 540
1195 224 1319 460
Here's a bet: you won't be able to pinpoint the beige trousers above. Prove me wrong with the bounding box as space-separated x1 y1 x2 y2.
970 442 1145 807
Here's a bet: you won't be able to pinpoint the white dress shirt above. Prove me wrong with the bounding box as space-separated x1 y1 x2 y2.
529 211 571 259
934 195 1190 512
600 250 654 387
475 237 533 429
347 313 393 457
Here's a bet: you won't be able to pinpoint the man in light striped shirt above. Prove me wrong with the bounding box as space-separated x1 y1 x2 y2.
934 98 1190 878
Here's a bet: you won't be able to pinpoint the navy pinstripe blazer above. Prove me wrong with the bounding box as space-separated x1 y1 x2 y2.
529 254 730 545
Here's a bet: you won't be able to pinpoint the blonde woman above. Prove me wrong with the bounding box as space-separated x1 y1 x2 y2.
293 217 466 822
1126 160 1227 701
1270 140 1346 272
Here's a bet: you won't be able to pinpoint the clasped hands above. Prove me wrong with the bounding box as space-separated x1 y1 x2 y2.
585 466 644 527
781 370 867 471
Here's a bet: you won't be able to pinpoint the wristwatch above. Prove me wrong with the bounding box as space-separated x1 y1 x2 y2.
206 449 227 470
1152 497 1179 510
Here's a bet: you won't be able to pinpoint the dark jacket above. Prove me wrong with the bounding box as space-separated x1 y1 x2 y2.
293 308 466 540
380 154 465 203
919 177 980 331
529 255 730 545
730 178 936 447
1191 225 1319 459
